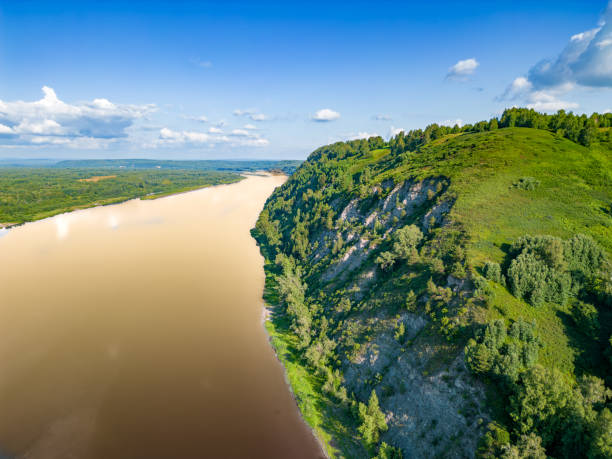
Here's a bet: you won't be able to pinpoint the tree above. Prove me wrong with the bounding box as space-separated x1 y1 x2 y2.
578 126 596 147
477 422 510 458
572 301 600 339
376 251 397 271
509 366 572 446
500 433 546 458
483 261 502 283
589 408 612 458
358 390 388 447
374 442 403 459
392 224 423 260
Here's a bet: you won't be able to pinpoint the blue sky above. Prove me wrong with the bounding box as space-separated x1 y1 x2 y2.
0 0 610 159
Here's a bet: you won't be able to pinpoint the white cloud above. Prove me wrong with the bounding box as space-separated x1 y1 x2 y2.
526 90 579 112
249 113 268 121
526 3 612 89
389 126 405 137
233 109 253 116
243 124 257 130
231 128 250 137
349 132 378 140
160 127 210 143
312 108 340 122
440 119 463 127
0 86 154 148
233 109 268 121
604 108 611 113
446 58 479 79
16 119 63 135
500 75 579 113
0 123 13 134
158 125 269 148
596 38 612 49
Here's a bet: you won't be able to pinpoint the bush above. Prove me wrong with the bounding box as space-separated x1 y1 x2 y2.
507 251 571 306
465 319 538 385
483 261 502 283
572 301 599 339
506 234 610 307
513 177 540 191
476 422 510 458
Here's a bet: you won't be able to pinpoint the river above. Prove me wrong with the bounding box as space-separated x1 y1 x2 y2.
0 174 323 458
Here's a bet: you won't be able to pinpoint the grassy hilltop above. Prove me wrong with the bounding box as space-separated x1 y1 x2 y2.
253 109 612 458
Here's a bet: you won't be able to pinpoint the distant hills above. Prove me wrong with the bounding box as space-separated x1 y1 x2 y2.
51 159 302 174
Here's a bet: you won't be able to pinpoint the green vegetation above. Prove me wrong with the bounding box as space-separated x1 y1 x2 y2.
0 168 241 224
253 108 612 457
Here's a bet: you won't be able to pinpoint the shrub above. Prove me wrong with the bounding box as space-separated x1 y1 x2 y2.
465 319 538 385
374 442 403 459
572 301 599 339
513 177 540 190
506 234 610 307
483 261 502 283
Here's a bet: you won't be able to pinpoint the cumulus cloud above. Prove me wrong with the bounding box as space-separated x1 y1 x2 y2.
157 125 269 147
446 58 479 79
0 86 154 148
500 76 579 112
509 2 612 94
348 132 378 140
243 123 257 130
312 108 340 122
389 126 405 137
525 90 579 112
440 119 463 127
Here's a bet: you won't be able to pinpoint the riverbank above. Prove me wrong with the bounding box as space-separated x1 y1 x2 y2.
256 258 364 458
0 168 243 227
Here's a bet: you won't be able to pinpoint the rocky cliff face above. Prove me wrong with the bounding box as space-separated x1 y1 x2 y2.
309 179 486 457
256 162 488 456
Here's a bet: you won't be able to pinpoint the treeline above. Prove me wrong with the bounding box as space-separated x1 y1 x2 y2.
389 108 612 155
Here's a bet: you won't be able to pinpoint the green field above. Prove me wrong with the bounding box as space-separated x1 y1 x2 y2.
0 168 241 225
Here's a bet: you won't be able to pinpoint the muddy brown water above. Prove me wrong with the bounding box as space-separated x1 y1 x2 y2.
0 174 323 459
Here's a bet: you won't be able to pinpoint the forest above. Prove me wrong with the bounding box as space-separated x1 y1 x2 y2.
253 108 612 458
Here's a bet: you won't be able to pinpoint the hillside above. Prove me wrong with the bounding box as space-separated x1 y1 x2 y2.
253 110 612 458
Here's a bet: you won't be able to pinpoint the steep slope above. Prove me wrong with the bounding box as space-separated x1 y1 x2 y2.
253 116 612 458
